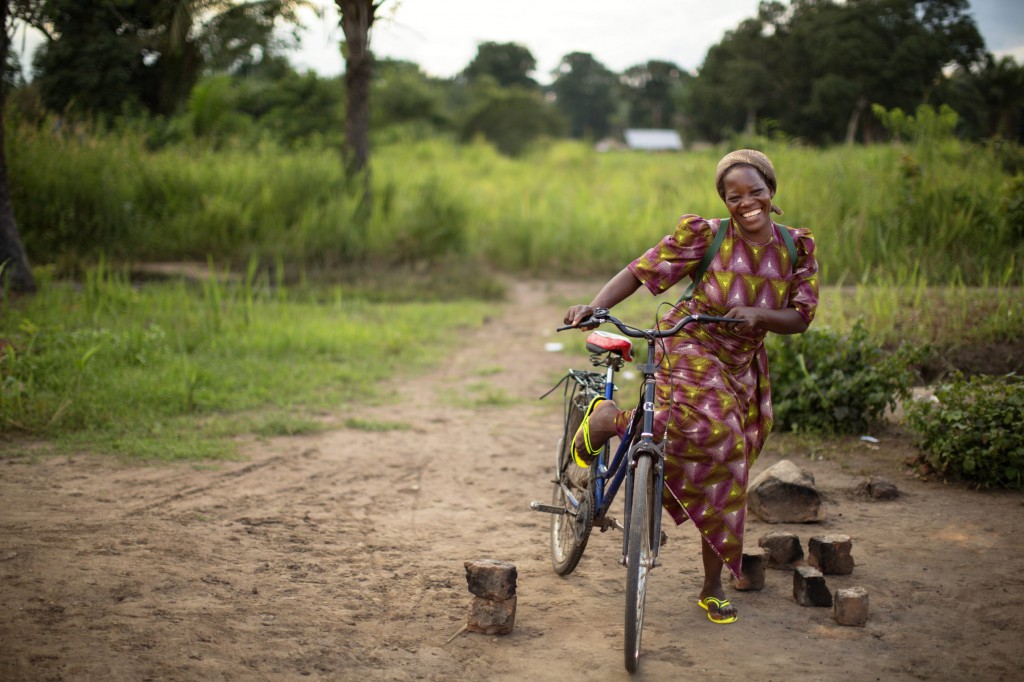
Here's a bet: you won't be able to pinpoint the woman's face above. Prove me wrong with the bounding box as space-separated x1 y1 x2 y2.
722 165 773 239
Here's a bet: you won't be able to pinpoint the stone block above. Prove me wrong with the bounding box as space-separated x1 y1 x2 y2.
833 587 869 626
464 559 517 600
793 566 832 607
808 535 855 575
758 531 804 570
466 595 517 635
748 460 824 523
733 549 767 591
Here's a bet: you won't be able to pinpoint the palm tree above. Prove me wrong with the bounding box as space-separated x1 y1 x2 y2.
335 0 386 195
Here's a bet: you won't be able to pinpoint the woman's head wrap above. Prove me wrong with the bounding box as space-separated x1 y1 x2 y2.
715 149 784 216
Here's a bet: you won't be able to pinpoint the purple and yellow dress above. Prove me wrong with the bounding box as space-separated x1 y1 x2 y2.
615 214 819 578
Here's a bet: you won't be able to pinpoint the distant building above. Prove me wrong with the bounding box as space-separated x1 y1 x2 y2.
623 129 683 151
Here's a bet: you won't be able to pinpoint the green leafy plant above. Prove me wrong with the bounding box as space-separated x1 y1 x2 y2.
768 321 922 434
906 373 1024 490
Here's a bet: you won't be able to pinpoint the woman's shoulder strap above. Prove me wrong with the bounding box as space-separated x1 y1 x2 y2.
776 224 798 269
676 218 730 303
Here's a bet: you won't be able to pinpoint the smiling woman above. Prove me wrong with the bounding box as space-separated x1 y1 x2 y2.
561 148 819 626
715 148 784 245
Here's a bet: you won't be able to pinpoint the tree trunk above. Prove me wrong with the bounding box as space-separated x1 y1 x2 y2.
745 106 756 135
337 0 382 204
0 1 36 294
845 97 867 145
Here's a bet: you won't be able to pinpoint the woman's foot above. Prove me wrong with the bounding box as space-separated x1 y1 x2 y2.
698 537 737 623
697 593 738 624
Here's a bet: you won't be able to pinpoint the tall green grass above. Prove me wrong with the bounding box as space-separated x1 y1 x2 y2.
9 125 1023 286
0 263 489 460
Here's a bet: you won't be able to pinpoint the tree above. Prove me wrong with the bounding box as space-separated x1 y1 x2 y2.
550 52 618 140
460 87 565 156
620 59 688 130
940 54 1024 142
686 0 984 144
336 0 386 185
32 0 310 118
462 41 538 90
32 0 160 116
372 59 448 132
0 0 42 294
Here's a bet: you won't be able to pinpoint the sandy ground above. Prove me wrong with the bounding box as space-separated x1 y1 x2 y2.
1 279 1023 681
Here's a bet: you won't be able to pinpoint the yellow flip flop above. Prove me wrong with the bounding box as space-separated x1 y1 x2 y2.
698 596 738 624
571 397 606 467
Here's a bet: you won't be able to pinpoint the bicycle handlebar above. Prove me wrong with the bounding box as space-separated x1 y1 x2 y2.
557 307 742 338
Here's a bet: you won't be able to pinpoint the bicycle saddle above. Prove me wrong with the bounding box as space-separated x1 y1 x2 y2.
585 330 634 362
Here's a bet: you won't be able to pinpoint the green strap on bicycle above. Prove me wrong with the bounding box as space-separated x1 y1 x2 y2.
677 219 799 304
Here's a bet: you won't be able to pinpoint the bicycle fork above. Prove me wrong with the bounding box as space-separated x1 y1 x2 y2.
621 354 666 570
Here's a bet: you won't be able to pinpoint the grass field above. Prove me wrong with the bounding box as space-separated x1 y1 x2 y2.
4 129 1022 460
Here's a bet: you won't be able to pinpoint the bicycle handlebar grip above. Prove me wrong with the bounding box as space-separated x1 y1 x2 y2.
693 314 742 324
557 307 610 332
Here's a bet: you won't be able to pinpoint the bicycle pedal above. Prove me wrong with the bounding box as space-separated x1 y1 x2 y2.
597 516 623 532
660 531 668 547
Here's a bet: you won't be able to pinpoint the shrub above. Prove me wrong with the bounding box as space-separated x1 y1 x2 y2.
906 373 1024 490
768 321 922 434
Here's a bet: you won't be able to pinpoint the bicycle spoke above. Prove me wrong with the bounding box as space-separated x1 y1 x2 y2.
549 390 597 576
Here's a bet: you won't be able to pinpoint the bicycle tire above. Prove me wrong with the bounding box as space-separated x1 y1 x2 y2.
549 392 597 576
624 453 656 673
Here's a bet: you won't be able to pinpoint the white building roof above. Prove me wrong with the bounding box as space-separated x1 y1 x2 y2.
624 129 683 151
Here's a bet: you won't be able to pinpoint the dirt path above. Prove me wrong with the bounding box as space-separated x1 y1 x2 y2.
2 280 1023 681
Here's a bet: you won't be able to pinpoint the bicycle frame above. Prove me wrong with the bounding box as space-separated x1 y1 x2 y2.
590 333 666 567
538 308 741 672
556 309 739 566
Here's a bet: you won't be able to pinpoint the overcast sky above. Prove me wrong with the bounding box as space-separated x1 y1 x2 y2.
10 0 1023 83
290 0 1024 83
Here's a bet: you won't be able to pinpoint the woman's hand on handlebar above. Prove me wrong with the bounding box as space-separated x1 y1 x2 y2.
725 305 809 335
723 306 762 333
564 304 599 330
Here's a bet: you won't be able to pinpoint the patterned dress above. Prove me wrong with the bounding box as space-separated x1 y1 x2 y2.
614 214 819 578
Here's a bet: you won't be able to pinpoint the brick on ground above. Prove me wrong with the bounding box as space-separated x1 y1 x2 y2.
758 531 804 569
733 549 767 591
466 595 518 635
793 565 833 607
834 587 869 626
464 559 518 635
808 534 855 575
464 559 517 600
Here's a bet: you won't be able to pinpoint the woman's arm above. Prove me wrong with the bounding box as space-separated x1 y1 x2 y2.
725 306 809 335
564 267 643 328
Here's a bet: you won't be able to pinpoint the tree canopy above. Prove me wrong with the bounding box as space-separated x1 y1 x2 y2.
462 41 538 90
31 0 309 117
550 51 618 140
4 0 1020 149
688 0 986 144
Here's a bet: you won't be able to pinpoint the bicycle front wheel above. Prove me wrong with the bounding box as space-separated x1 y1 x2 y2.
549 392 596 576
624 453 657 673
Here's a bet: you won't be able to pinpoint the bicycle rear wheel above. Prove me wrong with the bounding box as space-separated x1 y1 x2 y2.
549 392 597 576
624 453 656 673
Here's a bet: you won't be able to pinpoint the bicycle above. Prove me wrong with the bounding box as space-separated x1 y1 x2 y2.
532 307 740 673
